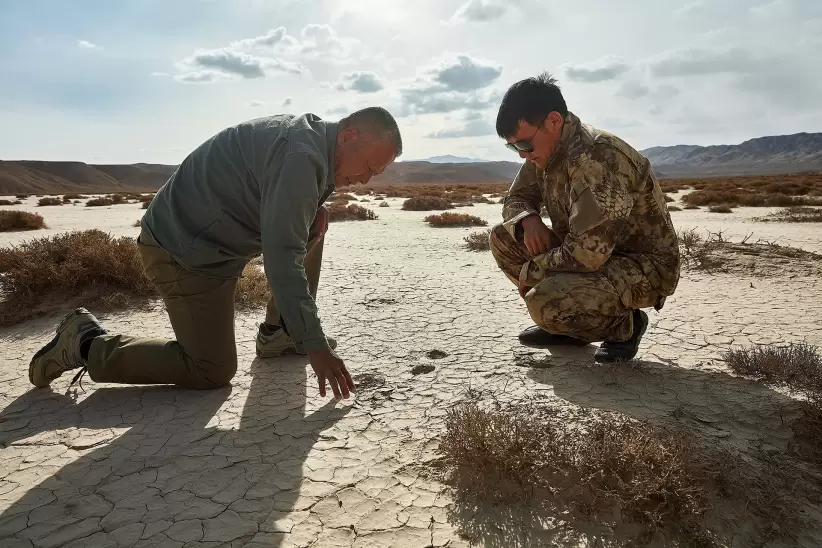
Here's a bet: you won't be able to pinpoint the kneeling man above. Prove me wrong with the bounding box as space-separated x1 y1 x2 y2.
490 73 680 362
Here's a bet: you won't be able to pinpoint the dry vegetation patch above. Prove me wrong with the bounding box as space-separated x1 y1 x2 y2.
235 263 270 310
37 197 63 206
425 212 488 227
759 206 822 223
707 204 733 213
678 228 822 276
0 210 47 232
463 229 491 251
86 197 114 207
327 192 357 204
327 203 378 221
676 172 822 207
0 230 155 326
402 195 455 211
0 199 20 206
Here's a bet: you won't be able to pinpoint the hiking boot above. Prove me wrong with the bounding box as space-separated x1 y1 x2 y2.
29 308 107 388
518 325 589 347
594 309 649 363
255 323 337 358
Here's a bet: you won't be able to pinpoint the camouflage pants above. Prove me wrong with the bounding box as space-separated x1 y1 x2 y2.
489 224 660 343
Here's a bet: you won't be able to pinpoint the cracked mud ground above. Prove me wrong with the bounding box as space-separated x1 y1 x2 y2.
2 197 822 547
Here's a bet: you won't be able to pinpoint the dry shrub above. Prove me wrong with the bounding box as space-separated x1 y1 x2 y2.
86 197 114 207
425 212 488 227
708 204 733 213
379 201 389 207
665 194 675 202
0 199 16 206
15 194 28 199
463 229 491 251
684 205 700 210
357 183 511 198
109 194 127 205
0 210 47 232
235 263 270 310
133 219 141 227
327 203 378 221
37 197 63 206
142 200 150 209
723 343 822 406
139 194 155 203
763 206 822 223
0 230 155 326
63 193 86 201
402 195 454 211
327 192 357 204
668 205 682 212
439 403 712 544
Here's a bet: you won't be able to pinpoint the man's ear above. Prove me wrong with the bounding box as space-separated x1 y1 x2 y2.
337 126 359 144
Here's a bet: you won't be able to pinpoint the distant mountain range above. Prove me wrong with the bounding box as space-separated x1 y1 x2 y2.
2 132 820 195
641 132 822 177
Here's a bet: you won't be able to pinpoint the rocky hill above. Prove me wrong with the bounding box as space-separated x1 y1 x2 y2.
0 161 177 195
642 132 822 177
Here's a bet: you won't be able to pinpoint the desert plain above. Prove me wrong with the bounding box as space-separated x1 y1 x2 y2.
1 179 822 547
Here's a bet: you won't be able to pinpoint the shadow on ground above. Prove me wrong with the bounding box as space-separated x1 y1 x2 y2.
445 356 822 548
0 357 351 547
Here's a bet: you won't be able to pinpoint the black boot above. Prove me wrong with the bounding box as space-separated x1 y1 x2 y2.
594 309 649 363
518 326 589 347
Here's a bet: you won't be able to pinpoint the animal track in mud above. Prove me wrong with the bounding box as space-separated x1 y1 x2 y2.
411 364 436 376
426 349 448 359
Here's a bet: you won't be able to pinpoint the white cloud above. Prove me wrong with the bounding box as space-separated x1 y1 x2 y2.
451 0 508 22
282 97 292 106
77 40 98 49
173 47 308 83
397 54 504 116
563 56 630 83
249 100 266 107
230 27 289 49
426 112 494 138
334 71 385 93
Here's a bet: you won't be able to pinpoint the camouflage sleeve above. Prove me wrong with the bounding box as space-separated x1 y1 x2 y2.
501 160 542 239
534 150 635 273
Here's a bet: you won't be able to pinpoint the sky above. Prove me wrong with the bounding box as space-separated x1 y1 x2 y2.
1 0 821 165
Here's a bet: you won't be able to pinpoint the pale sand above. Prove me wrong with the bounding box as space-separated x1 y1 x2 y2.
2 192 822 547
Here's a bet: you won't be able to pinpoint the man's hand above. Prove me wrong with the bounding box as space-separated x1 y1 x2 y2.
310 205 329 241
521 214 559 256
307 347 356 399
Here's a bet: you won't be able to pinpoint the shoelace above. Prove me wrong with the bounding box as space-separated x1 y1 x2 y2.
68 366 88 393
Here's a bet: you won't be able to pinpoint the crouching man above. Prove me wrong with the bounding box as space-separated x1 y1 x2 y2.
29 107 401 398
489 73 680 362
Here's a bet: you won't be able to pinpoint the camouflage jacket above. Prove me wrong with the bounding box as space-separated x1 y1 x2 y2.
502 112 680 307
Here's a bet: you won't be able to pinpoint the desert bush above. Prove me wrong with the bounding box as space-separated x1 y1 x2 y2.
327 203 378 221
0 210 47 232
37 197 63 206
723 343 822 406
0 200 14 206
439 403 711 543
425 212 488 227
63 193 86 201
402 195 455 211
109 194 127 205
139 194 155 203
708 204 733 213
668 205 682 212
327 192 357 204
87 197 114 207
15 194 28 199
379 201 389 207
684 205 700 210
763 206 822 223
235 263 270 310
665 194 675 202
463 229 491 251
133 219 141 227
0 230 155 326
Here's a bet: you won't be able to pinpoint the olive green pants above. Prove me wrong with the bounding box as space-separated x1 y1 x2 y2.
86 227 324 389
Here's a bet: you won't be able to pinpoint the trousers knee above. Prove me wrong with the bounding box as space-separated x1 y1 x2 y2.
189 357 237 389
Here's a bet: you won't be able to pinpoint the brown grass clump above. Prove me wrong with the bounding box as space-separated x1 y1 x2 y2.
235 263 270 310
463 229 491 251
379 201 389 207
723 343 822 406
109 194 128 205
425 212 488 227
439 403 712 544
327 203 379 221
684 204 700 210
402 195 455 211
133 219 141 227
0 199 17 206
86 197 114 207
0 230 155 326
355 183 511 198
0 211 47 232
62 193 86 201
708 204 733 213
37 197 63 206
327 192 357 204
15 194 28 199
762 206 822 223
665 194 675 202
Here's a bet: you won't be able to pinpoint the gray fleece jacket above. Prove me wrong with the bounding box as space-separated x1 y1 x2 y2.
141 113 337 353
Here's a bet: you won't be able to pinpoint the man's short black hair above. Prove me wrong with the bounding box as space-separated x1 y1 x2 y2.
495 72 568 139
341 106 403 156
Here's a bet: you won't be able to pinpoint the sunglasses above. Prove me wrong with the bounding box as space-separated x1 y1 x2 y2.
504 117 547 153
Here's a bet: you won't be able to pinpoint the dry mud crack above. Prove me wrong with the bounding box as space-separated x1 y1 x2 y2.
2 198 822 546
